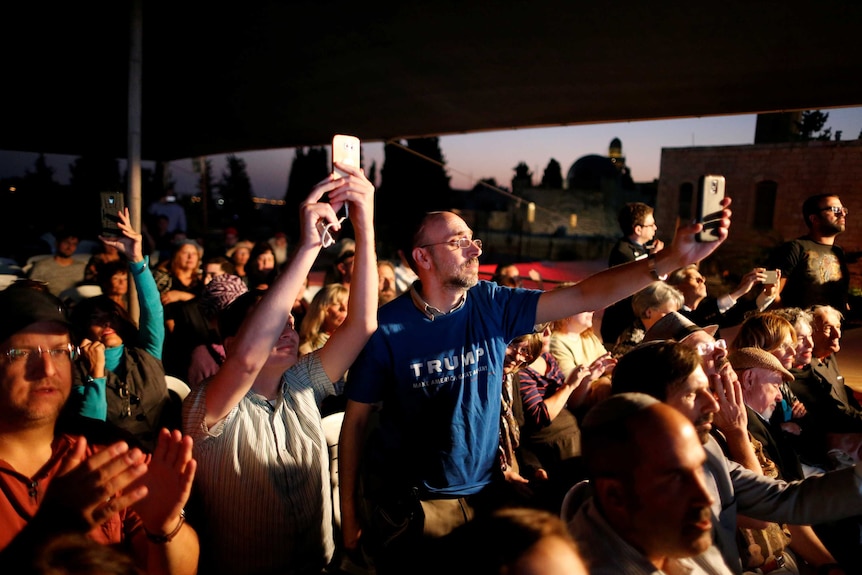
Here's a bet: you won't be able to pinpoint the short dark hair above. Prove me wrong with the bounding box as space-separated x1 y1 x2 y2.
617 202 653 235
611 340 701 401
802 194 839 229
204 255 236 276
217 290 265 340
95 260 129 290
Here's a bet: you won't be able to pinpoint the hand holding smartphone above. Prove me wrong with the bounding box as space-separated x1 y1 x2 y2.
319 135 361 247
100 191 126 237
695 174 726 242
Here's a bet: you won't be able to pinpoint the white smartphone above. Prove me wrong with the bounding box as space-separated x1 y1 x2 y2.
763 270 779 285
695 174 726 242
332 134 360 179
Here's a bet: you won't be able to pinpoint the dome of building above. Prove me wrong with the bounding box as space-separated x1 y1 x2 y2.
566 154 619 190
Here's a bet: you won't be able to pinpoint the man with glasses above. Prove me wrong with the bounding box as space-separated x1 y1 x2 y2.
0 284 199 573
340 205 731 574
768 194 850 313
601 201 665 345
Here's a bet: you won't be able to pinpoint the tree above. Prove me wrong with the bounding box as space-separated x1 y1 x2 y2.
511 162 533 194
283 147 329 243
795 110 834 141
378 137 451 253
540 158 563 189
217 154 256 238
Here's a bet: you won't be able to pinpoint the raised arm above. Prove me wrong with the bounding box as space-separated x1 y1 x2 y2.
100 207 164 358
203 177 346 425
535 198 732 325
317 161 377 382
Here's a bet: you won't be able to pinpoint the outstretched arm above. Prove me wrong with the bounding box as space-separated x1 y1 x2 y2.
535 198 732 325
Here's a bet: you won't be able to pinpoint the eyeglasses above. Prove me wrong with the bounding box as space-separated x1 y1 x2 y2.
420 237 482 250
695 338 727 357
509 344 532 363
640 223 657 229
820 206 849 216
3 344 79 365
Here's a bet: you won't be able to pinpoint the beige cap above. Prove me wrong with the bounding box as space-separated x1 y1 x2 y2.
727 347 794 382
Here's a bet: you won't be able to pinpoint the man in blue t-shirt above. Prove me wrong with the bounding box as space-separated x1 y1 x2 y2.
340 204 732 573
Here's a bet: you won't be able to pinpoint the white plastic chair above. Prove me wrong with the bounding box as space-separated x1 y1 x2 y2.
560 479 592 524
165 375 191 401
321 411 345 529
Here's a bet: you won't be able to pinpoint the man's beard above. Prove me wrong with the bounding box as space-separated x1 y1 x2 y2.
694 413 713 445
822 219 845 235
443 259 479 289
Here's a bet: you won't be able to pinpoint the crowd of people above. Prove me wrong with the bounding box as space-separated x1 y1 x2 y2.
1 181 861 575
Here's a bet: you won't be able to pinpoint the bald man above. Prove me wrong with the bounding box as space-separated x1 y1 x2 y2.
569 392 731 574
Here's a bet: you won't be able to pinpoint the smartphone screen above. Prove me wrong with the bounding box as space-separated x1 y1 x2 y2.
695 175 726 242
332 134 360 179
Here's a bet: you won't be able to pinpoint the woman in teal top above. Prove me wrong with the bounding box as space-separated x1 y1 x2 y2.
69 208 172 452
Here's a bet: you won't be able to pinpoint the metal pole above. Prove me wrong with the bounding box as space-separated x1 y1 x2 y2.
127 0 143 323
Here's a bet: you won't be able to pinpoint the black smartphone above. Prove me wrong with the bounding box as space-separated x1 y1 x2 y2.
695 175 726 242
100 191 126 236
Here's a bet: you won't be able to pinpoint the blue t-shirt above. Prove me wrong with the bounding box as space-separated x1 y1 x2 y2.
346 281 541 497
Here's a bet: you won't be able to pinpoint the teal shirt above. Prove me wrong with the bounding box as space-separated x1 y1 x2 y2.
75 257 164 420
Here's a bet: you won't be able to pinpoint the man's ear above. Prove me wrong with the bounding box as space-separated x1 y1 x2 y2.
412 247 432 271
594 477 628 515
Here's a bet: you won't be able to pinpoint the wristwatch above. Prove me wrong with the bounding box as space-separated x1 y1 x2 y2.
647 253 668 281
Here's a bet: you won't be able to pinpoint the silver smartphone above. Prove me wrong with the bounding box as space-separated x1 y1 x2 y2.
763 270 779 285
695 175 726 242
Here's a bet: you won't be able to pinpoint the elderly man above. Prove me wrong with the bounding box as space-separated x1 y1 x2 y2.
810 305 861 413
0 285 198 573
568 392 732 574
729 347 803 481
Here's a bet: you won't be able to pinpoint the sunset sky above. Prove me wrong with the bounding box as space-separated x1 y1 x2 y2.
2 107 861 199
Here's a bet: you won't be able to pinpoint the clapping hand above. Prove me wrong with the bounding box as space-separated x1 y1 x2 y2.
131 428 196 536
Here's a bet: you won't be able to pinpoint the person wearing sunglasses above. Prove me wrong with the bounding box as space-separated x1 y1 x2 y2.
767 194 850 313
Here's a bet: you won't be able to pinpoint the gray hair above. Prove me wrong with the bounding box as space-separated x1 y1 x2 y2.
632 281 684 319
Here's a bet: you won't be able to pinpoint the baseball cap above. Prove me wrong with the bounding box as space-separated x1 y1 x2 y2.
0 286 70 344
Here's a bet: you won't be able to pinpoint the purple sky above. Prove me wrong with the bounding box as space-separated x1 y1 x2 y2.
3 107 861 199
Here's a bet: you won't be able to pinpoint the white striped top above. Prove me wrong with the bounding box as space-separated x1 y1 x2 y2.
183 352 336 575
